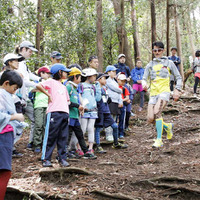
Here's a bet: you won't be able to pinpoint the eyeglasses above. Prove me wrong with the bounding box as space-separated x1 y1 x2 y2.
152 48 163 53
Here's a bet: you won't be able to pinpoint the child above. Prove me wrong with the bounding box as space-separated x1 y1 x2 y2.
168 47 181 92
95 73 128 153
105 65 123 141
131 59 145 112
142 41 182 147
192 50 200 97
0 70 25 199
117 73 130 139
78 68 101 155
66 67 97 159
33 67 51 153
36 63 71 167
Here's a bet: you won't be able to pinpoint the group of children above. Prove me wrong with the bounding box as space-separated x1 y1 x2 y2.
0 40 184 199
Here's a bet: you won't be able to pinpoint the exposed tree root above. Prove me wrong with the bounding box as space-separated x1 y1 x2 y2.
163 109 179 115
91 190 141 200
188 109 200 114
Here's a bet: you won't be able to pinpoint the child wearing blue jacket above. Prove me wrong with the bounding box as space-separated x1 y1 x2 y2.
0 70 25 199
78 68 101 155
131 59 145 112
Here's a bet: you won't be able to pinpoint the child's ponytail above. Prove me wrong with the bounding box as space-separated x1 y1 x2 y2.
15 45 20 54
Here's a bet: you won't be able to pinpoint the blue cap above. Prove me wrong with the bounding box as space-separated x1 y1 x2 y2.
105 65 117 73
50 64 71 74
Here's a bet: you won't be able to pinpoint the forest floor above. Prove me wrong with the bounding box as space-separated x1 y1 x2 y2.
5 86 200 200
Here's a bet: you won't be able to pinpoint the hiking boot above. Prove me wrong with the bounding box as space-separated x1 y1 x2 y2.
42 160 52 167
166 123 173 140
83 149 97 159
59 159 70 167
12 150 23 158
112 142 128 149
152 139 163 148
34 147 41 153
75 149 84 156
138 107 143 112
96 145 107 154
27 142 33 151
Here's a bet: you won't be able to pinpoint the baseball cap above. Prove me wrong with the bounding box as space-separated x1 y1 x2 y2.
38 66 51 75
50 64 71 74
118 54 126 59
82 68 98 77
3 53 24 65
50 51 63 59
68 67 82 77
96 73 109 80
117 73 127 80
105 65 117 73
20 41 38 52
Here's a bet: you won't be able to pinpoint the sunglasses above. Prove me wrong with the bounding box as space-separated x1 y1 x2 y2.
152 48 163 53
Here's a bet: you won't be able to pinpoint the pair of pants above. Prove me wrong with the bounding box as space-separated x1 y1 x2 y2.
33 107 47 148
80 118 96 143
68 125 88 153
118 106 126 137
41 112 69 161
194 76 199 94
133 90 144 108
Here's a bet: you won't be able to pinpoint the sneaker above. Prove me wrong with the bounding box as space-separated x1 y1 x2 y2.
42 160 52 167
34 147 41 153
59 159 70 167
152 139 163 148
106 131 114 142
138 107 143 112
131 112 135 117
166 123 173 140
27 142 33 150
83 149 97 159
112 142 128 149
67 151 77 159
96 145 107 154
12 150 23 158
194 93 197 98
75 149 84 156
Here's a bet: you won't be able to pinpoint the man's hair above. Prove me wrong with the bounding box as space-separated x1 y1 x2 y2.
152 41 164 49
88 55 98 63
195 50 200 57
171 47 177 51
0 70 23 88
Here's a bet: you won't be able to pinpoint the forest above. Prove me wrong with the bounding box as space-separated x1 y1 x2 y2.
1 0 200 200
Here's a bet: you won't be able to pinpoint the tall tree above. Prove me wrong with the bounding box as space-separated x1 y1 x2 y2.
173 1 184 79
131 0 141 64
166 0 170 56
96 0 103 72
150 0 156 44
112 0 133 68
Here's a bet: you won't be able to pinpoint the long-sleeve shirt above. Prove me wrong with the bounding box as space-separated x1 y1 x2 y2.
114 63 131 78
143 57 182 96
131 67 144 84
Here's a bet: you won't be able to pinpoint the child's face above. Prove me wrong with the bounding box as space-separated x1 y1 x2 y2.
98 76 106 86
117 79 126 86
88 75 96 83
41 72 50 80
89 59 99 69
61 71 68 79
3 81 18 94
152 45 164 58
74 75 81 84
108 70 116 78
136 61 142 68
9 60 19 70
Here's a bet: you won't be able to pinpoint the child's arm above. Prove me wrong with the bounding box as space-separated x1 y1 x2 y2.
36 83 52 102
106 78 122 94
94 82 102 102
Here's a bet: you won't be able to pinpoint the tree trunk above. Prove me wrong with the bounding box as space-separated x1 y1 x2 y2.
173 1 184 80
150 0 156 44
112 0 133 69
35 0 43 58
96 0 103 72
166 0 170 56
131 0 141 64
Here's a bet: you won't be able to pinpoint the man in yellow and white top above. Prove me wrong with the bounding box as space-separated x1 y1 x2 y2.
142 41 182 148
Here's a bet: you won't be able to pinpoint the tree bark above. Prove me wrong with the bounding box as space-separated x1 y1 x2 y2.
131 0 141 64
35 0 43 59
166 0 170 56
112 0 133 69
173 1 184 80
96 0 103 72
150 0 156 44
